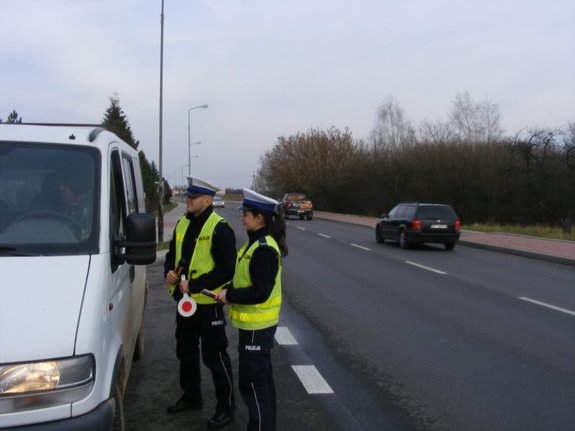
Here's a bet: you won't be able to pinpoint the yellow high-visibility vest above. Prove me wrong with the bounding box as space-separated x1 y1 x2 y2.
172 212 228 304
229 236 282 330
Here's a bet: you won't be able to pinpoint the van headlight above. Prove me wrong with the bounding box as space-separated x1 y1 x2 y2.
0 355 95 414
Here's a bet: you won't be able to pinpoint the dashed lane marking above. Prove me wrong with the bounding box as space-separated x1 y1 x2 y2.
296 226 307 231
318 233 331 238
519 297 575 317
292 365 334 394
405 261 446 275
350 243 371 251
275 326 298 345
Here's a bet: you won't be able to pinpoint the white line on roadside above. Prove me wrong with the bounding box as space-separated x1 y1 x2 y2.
519 297 575 317
292 365 334 394
275 327 299 345
296 226 307 231
350 243 371 251
405 261 446 275
318 233 331 238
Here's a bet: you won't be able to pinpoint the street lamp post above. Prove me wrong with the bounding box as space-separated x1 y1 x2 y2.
181 155 198 186
187 104 208 176
157 0 165 243
188 141 200 176
188 155 199 178
181 165 189 187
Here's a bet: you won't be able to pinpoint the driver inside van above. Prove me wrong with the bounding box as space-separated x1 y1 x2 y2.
36 168 91 239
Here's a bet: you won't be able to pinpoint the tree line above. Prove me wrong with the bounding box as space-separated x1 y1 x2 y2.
1 98 171 213
257 93 574 234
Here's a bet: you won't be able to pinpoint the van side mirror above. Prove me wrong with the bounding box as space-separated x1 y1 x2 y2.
114 213 157 265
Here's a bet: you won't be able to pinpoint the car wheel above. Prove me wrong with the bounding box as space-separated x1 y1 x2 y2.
299 215 304 220
306 215 313 220
399 230 410 249
375 227 384 243
444 242 456 250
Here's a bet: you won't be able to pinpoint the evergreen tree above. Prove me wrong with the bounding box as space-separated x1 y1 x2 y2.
139 151 160 211
1 110 22 123
102 96 138 150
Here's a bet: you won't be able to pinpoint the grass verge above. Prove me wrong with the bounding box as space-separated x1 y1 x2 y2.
465 223 574 241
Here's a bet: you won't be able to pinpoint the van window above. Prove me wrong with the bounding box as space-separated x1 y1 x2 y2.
0 142 100 255
110 150 127 240
121 154 138 214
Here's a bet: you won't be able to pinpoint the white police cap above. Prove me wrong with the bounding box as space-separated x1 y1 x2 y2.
185 176 220 197
240 188 279 214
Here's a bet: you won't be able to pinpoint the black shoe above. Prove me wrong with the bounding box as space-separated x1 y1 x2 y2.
207 411 234 429
167 395 203 414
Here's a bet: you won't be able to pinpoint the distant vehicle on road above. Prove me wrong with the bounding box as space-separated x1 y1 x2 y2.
213 196 225 208
375 203 461 250
279 193 313 220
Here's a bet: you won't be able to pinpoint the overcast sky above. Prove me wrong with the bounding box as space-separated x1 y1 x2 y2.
2 0 574 189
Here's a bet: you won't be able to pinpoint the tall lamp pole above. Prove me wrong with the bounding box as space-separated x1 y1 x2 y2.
157 0 165 243
187 104 208 176
188 141 201 176
181 165 189 187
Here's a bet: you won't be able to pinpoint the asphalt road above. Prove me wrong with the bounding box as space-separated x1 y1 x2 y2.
125 204 575 430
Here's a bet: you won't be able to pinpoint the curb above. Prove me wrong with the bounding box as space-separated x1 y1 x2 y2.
457 239 575 267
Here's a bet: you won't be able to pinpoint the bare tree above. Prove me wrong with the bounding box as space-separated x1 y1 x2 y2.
449 91 502 143
259 127 357 205
369 96 414 149
417 118 455 144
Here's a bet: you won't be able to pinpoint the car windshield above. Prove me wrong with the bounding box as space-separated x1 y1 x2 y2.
418 205 456 219
0 141 100 256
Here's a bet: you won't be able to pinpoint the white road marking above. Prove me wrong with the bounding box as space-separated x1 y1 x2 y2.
350 243 371 251
519 297 575 317
296 226 307 231
292 365 334 394
405 261 446 275
318 233 331 238
275 326 298 345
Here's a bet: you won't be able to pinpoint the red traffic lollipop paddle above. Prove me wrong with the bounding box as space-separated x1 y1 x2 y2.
177 274 197 317
178 293 197 317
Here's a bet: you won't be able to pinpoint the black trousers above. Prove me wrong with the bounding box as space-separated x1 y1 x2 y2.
175 303 235 412
238 325 277 431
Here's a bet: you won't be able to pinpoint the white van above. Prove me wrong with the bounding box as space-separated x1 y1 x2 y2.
0 124 156 430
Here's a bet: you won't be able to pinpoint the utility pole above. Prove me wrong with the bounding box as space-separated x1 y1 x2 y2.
157 0 165 243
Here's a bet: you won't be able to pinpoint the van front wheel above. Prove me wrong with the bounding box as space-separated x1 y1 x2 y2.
133 323 145 361
111 383 125 431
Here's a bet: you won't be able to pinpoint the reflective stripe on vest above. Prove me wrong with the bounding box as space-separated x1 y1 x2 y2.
173 212 227 304
229 236 282 330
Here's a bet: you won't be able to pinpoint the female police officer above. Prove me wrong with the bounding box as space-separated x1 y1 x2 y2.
215 188 287 431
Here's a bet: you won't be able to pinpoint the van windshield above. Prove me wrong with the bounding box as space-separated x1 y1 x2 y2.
0 142 100 255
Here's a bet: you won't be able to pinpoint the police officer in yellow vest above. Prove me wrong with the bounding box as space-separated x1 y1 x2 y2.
164 177 236 430
215 189 288 431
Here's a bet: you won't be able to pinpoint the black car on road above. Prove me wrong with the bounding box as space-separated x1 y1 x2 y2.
375 203 461 250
